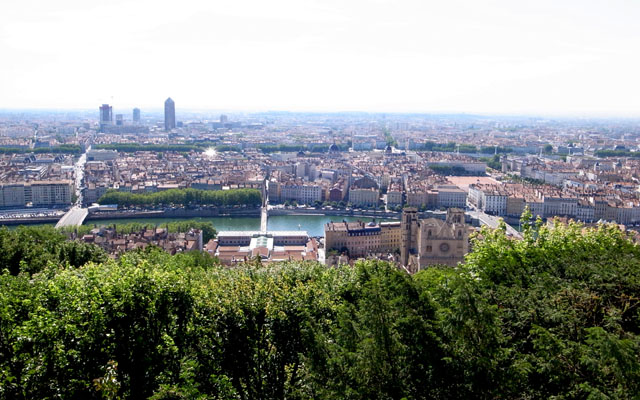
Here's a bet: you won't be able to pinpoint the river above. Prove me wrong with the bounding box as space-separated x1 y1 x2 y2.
81 214 397 237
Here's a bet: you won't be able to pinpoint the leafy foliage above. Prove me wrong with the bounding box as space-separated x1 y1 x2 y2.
253 143 349 154
479 154 502 170
428 164 479 176
0 145 83 154
462 218 640 398
0 221 639 399
594 149 640 158
0 225 107 275
98 188 262 208
94 143 205 153
418 141 511 154
214 144 243 152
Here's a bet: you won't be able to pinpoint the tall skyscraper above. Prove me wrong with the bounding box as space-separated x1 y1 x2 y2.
132 108 140 123
164 98 175 131
220 114 228 123
99 104 112 132
115 114 123 126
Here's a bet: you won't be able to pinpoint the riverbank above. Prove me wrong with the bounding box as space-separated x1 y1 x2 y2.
0 206 479 228
86 207 400 221
0 216 62 226
269 207 401 218
86 207 261 221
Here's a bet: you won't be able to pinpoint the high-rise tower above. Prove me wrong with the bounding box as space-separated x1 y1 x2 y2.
133 108 140 123
99 104 112 132
164 98 175 131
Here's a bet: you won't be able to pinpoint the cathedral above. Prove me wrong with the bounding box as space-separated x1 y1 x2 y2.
325 207 471 272
400 207 470 272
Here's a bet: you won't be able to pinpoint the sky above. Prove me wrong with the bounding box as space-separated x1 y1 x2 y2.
1 0 639 116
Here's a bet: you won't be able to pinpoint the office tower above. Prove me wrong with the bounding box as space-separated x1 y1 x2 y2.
164 98 175 131
220 114 228 123
115 114 123 126
133 108 140 123
99 104 112 132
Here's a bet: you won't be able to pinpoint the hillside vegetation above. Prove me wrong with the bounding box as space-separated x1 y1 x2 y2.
0 219 638 399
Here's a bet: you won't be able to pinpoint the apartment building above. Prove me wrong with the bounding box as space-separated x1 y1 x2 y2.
386 183 403 207
0 183 26 207
436 185 467 209
279 181 324 204
506 196 525 217
576 199 595 222
0 180 72 207
468 184 507 215
30 180 73 206
542 195 578 219
349 187 379 207
328 179 348 202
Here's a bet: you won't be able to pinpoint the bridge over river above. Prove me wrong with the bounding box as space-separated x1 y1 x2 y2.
55 206 88 228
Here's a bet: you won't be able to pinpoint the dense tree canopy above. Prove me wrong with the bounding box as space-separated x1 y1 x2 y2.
0 219 638 399
254 143 350 154
428 164 481 176
214 144 243 152
0 145 83 154
594 149 640 158
419 141 512 154
479 154 502 170
94 144 205 153
98 188 262 208
0 225 107 275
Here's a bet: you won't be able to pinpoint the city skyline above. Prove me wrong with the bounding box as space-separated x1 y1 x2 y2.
1 0 639 116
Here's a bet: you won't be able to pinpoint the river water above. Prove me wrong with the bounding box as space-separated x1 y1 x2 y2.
81 214 396 237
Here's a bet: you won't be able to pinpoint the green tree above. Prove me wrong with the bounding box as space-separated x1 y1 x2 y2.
304 260 449 399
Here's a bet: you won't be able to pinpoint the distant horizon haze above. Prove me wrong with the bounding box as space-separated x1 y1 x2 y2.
1 0 639 117
1 105 640 121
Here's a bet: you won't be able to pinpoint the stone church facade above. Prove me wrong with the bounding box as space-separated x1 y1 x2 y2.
325 207 470 271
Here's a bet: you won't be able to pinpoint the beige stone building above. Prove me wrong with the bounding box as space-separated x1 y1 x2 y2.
406 190 437 208
324 220 401 258
386 184 403 207
348 187 379 207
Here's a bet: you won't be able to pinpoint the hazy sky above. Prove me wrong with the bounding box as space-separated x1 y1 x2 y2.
1 0 639 115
